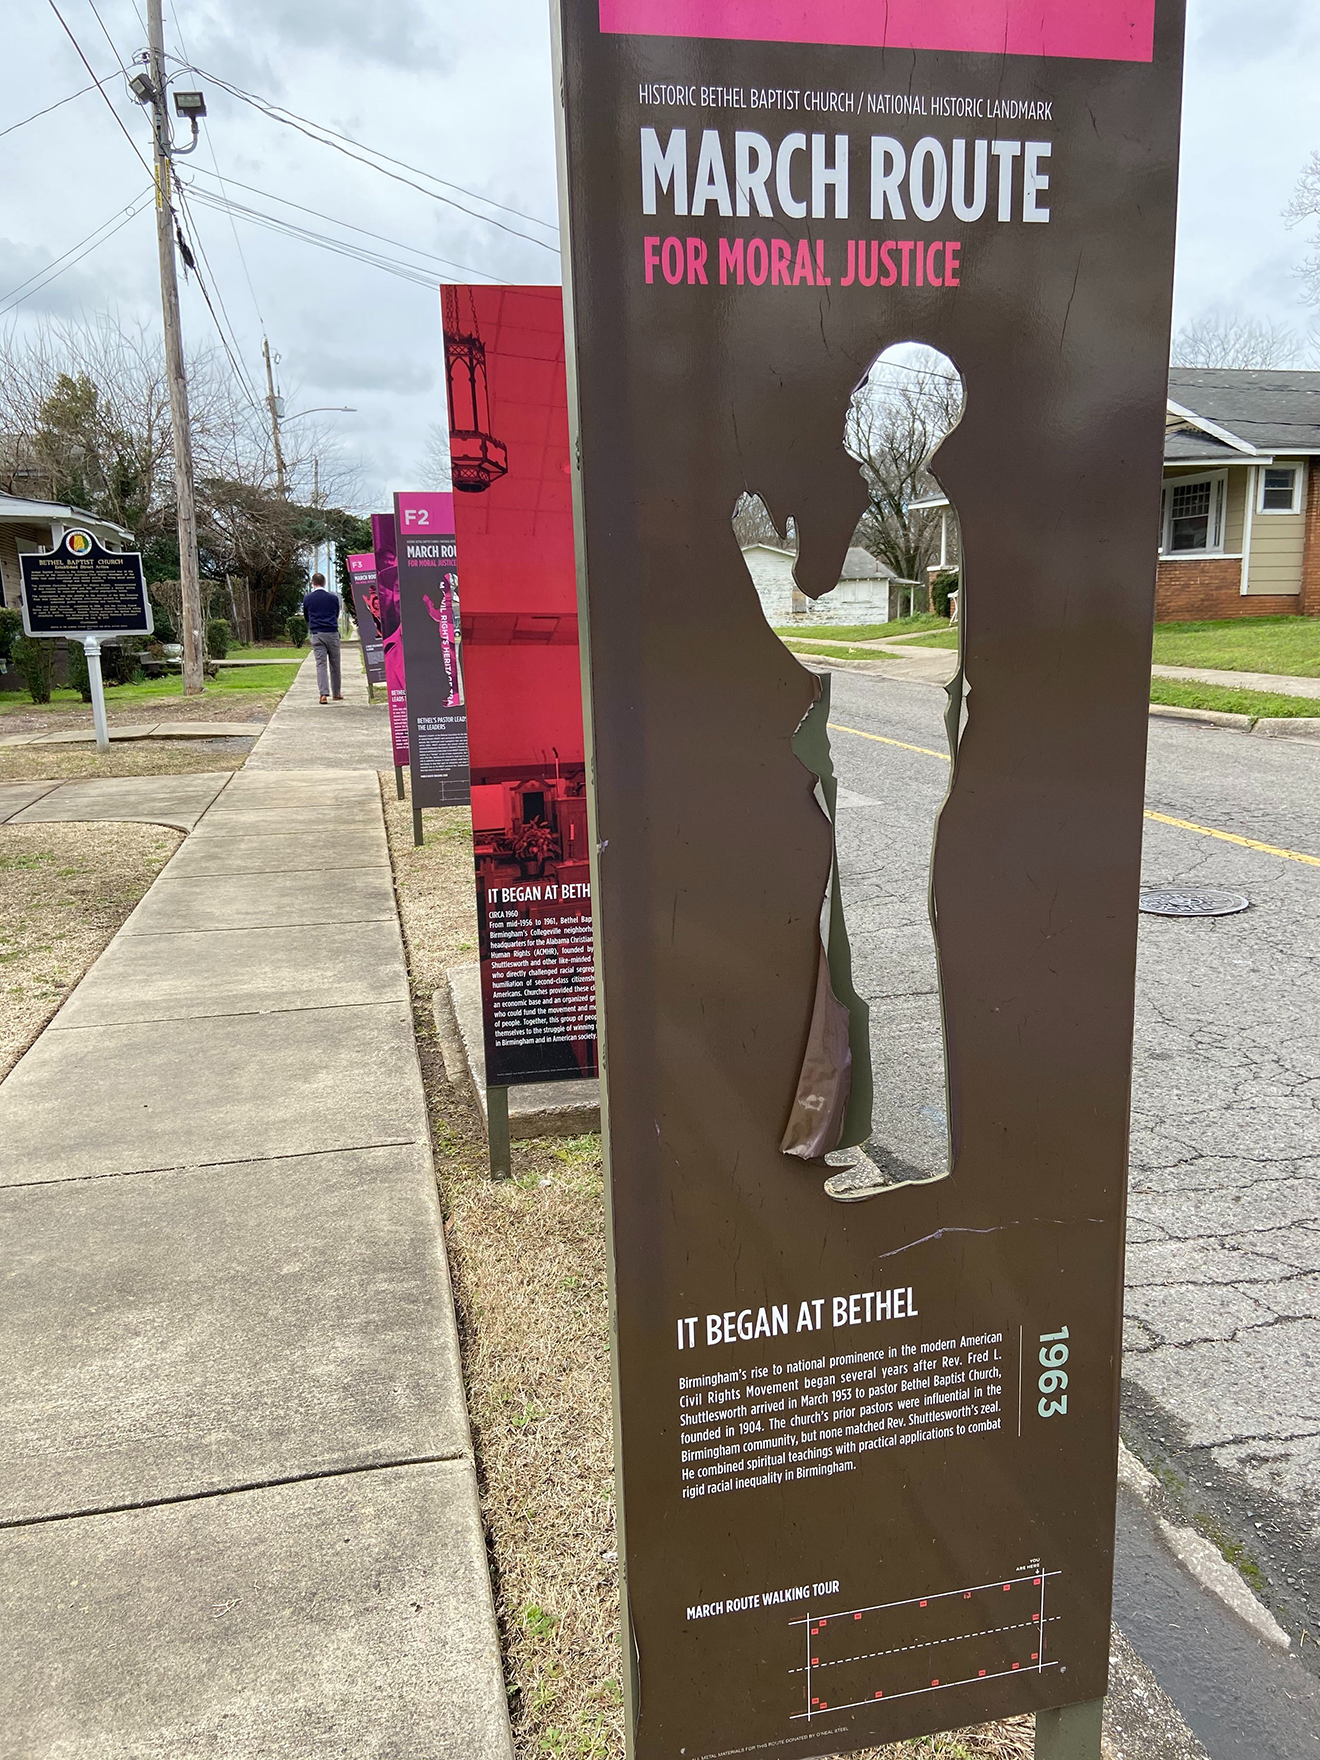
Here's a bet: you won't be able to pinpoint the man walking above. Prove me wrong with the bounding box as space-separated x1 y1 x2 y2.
303 572 343 704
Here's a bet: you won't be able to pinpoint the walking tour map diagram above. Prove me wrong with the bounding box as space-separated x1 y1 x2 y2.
792 1569 1060 1724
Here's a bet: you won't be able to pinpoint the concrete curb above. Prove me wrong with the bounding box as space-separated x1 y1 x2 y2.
1148 703 1253 731
1150 702 1320 741
1250 714 1320 740
1118 1443 1290 1650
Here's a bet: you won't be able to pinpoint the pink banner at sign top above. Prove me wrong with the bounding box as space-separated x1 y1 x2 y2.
597 0 1155 61
395 489 455 534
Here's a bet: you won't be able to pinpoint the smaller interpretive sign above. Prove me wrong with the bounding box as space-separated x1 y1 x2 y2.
20 529 152 637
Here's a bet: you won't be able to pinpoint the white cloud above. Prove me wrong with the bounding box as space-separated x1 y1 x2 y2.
4 1 1317 511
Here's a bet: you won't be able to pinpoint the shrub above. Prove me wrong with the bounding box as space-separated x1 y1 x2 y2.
148 595 177 643
206 618 231 659
286 613 308 648
0 605 22 665
66 642 93 703
931 571 959 619
100 639 143 686
12 635 54 703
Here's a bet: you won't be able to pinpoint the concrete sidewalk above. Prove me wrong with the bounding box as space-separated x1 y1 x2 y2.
1150 661 1320 698
0 651 513 1757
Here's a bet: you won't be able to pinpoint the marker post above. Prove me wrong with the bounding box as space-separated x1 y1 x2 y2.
1035 1698 1104 1758
82 636 110 753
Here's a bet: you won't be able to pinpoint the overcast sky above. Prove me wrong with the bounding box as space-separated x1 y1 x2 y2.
3 0 1319 513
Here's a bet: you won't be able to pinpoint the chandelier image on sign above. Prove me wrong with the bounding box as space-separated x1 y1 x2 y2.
442 286 509 493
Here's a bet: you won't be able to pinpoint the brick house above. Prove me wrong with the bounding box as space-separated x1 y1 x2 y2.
914 369 1320 622
1158 369 1320 619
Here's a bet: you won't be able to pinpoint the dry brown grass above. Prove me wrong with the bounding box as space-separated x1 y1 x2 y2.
0 688 281 735
381 777 1037 1760
0 821 182 1079
0 739 255 782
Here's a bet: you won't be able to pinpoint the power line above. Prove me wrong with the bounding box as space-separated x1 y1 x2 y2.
0 192 152 317
171 179 264 411
180 163 503 283
175 56 559 239
43 0 151 175
0 73 116 142
174 59 559 254
84 0 130 71
183 182 502 287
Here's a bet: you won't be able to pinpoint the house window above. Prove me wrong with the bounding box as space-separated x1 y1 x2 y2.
1161 473 1226 554
1258 465 1301 514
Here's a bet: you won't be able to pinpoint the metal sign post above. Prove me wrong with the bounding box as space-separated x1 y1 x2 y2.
1036 1697 1104 1759
19 529 152 750
82 636 110 753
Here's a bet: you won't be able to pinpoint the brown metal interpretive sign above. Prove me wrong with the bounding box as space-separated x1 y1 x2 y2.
552 3 1185 1756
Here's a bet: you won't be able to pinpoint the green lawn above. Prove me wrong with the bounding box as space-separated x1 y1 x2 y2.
1150 616 1320 677
901 616 1320 674
1150 678 1319 718
227 645 307 662
897 629 960 650
781 640 906 662
773 614 951 643
0 665 298 715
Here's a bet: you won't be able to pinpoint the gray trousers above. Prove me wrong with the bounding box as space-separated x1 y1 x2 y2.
311 630 341 697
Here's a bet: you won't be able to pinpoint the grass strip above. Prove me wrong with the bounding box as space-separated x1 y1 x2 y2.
0 822 181 1079
1149 678 1319 718
0 666 297 714
772 615 952 642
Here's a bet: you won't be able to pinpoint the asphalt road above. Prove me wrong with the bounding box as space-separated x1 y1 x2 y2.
820 667 1320 1716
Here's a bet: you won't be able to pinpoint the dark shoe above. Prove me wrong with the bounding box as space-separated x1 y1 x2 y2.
332 695 344 700
319 695 328 704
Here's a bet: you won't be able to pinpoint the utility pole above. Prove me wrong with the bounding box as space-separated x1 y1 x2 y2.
262 337 287 497
143 0 204 695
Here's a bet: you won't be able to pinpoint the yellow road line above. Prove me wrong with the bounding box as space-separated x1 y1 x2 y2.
1142 812 1320 868
827 722 1320 867
828 721 950 762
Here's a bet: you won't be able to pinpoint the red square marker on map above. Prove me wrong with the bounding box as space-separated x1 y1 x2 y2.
979 1669 987 1677
919 1599 927 1607
1035 1576 1043 1585
1003 1583 1012 1592
1012 1662 1021 1671
875 1691 883 1699
1032 1653 1039 1662
812 1658 818 1666
854 1612 862 1620
1033 1613 1040 1622
931 1678 939 1687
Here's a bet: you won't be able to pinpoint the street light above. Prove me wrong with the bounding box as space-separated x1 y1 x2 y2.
283 407 358 421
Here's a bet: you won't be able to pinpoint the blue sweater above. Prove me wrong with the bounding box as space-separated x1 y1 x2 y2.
302 587 341 633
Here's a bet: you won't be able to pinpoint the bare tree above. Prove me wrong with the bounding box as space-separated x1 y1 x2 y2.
1171 307 1305 370
420 422 452 491
0 314 362 637
732 492 794 550
1286 152 1320 313
846 349 963 584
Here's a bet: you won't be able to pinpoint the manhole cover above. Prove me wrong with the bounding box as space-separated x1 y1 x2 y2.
1139 888 1250 918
